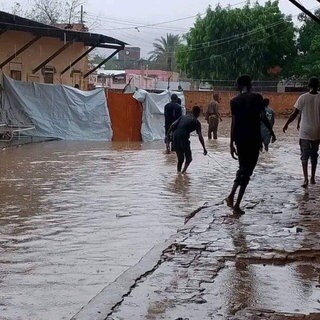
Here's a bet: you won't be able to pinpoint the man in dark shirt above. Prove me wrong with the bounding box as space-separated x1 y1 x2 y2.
164 94 182 152
167 106 207 173
226 75 276 215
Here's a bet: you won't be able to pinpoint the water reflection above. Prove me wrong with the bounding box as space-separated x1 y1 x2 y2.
227 219 254 315
0 134 221 319
0 118 315 320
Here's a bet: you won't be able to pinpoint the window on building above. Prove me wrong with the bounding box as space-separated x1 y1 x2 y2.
10 70 21 81
113 75 126 84
44 72 54 84
72 70 82 88
42 67 56 84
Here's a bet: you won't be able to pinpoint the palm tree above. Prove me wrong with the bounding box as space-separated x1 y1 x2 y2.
149 34 181 71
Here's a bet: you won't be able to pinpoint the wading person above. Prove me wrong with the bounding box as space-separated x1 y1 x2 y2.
164 94 182 153
260 98 275 152
283 76 320 188
167 106 207 173
226 75 276 215
206 93 222 139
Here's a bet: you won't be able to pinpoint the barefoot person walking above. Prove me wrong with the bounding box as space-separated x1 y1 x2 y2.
283 76 320 188
167 106 207 173
226 75 276 215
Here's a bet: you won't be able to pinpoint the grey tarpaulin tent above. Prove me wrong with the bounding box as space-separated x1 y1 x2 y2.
1 75 112 141
133 89 185 142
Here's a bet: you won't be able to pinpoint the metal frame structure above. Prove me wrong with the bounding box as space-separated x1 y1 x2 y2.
288 0 320 24
83 47 123 78
0 10 126 77
60 46 96 75
32 41 72 74
0 36 41 69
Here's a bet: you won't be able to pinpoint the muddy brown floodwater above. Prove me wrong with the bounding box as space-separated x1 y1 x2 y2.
0 118 306 319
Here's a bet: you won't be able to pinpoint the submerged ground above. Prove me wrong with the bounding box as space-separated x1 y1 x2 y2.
0 118 319 320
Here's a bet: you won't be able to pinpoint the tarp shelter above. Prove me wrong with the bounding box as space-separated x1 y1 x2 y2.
107 91 142 141
1 75 112 141
133 90 185 142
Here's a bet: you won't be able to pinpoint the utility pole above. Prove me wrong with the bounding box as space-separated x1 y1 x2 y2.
80 5 84 24
288 0 320 25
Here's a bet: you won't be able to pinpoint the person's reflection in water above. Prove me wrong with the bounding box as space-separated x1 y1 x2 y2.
174 174 191 197
110 141 142 151
226 218 255 316
294 188 320 303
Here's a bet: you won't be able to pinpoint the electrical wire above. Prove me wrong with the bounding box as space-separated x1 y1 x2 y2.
85 0 248 32
182 26 292 65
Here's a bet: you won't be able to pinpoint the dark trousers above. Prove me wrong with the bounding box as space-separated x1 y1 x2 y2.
208 115 219 139
300 139 320 165
234 143 260 187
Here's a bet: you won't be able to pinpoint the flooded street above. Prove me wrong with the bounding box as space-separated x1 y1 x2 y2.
0 118 312 320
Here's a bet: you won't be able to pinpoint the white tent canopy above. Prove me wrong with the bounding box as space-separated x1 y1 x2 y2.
134 89 185 142
1 75 112 141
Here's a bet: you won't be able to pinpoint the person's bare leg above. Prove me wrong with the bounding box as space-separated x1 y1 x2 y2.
177 153 184 173
181 160 192 174
166 143 170 154
226 182 239 209
301 160 309 188
311 160 317 184
233 184 247 215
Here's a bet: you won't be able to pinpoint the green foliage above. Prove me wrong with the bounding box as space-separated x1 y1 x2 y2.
148 34 182 71
176 1 296 80
297 9 320 54
291 9 320 78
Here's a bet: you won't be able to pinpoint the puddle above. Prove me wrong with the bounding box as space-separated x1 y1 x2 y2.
207 261 320 315
0 119 314 320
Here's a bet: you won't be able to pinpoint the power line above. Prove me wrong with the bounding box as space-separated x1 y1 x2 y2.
86 0 248 32
182 20 286 50
86 15 188 32
184 25 292 65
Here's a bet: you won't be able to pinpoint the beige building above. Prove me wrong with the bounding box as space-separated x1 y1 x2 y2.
0 11 125 90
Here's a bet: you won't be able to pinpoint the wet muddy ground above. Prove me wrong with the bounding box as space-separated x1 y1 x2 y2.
0 118 318 319
103 119 320 320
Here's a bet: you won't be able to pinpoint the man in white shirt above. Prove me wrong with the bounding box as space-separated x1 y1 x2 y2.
283 77 320 187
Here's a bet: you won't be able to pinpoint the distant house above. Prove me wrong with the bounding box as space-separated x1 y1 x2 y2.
89 68 191 91
0 11 126 89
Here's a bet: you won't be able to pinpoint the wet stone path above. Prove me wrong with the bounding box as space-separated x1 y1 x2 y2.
1 119 320 319
101 121 320 320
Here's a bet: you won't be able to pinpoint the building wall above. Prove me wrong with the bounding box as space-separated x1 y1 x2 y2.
184 91 301 116
0 30 89 89
119 47 141 61
126 70 179 82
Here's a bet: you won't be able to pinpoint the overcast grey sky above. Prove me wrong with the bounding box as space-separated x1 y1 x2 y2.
1 0 319 57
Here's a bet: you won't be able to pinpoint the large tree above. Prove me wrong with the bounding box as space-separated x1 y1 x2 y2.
11 0 85 24
290 9 320 78
148 34 182 71
176 1 296 80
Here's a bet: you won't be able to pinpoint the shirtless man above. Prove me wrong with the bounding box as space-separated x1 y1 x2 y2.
167 106 207 173
226 75 276 215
